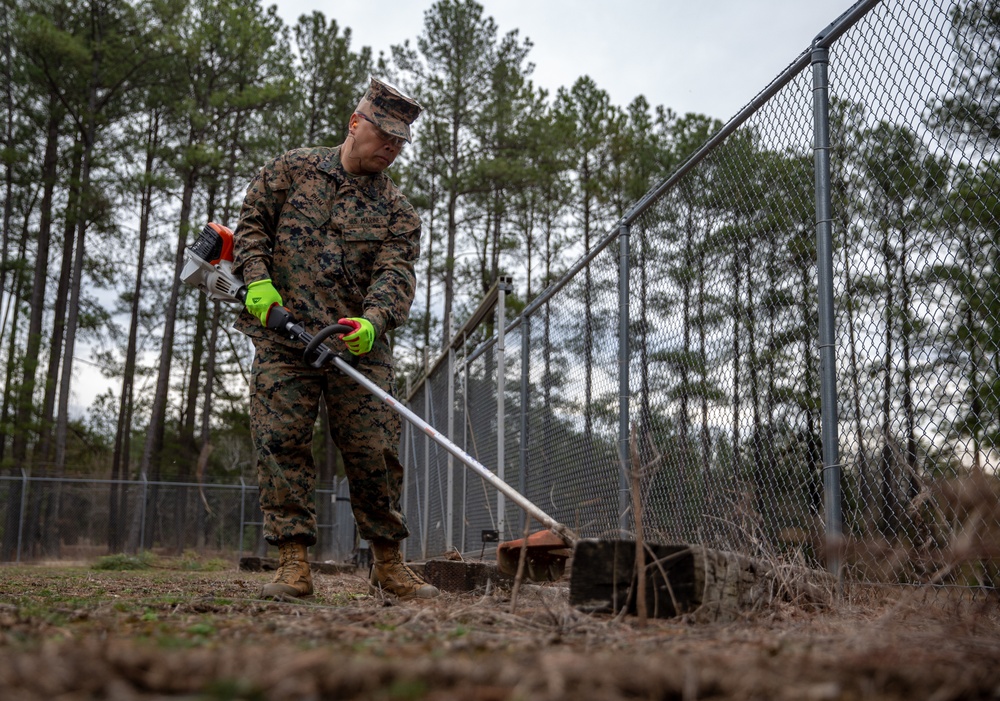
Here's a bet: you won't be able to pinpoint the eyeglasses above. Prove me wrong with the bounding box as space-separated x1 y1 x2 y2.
357 113 407 149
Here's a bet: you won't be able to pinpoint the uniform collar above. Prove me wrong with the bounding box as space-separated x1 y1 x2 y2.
319 145 382 200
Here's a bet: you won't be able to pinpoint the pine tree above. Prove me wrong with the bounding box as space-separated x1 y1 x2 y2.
393 0 497 348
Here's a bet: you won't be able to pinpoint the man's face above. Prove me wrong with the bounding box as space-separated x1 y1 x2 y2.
346 112 405 174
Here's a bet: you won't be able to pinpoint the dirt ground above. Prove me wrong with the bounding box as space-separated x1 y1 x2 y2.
1 556 999 701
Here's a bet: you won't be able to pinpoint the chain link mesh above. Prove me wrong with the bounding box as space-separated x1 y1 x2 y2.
0 476 356 564
828 0 999 586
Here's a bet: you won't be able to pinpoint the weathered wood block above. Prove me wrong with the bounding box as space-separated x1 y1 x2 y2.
569 540 698 618
569 539 835 622
423 559 514 593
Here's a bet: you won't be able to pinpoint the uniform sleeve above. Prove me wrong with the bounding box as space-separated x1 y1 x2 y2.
232 154 291 285
363 193 421 337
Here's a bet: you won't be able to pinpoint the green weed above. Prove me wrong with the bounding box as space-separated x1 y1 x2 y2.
175 550 230 572
201 679 268 701
387 679 429 700
188 622 216 636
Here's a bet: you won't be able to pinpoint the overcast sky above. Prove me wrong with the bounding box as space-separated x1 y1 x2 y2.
273 0 858 122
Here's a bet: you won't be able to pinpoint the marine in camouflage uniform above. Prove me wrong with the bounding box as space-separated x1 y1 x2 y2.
233 78 438 600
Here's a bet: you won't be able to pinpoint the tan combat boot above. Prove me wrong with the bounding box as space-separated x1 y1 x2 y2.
261 541 314 599
369 539 440 600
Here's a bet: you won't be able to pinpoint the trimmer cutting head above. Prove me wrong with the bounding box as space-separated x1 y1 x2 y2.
496 530 574 582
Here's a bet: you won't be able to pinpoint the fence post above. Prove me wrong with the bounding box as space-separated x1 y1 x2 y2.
496 278 508 541
618 223 632 536
238 478 246 563
139 473 148 552
16 469 27 563
402 376 411 560
422 347 430 559
519 312 530 534
811 41 843 586
446 343 455 551
461 353 470 552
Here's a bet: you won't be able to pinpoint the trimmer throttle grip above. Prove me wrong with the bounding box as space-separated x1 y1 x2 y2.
266 307 353 369
265 305 297 334
304 323 352 368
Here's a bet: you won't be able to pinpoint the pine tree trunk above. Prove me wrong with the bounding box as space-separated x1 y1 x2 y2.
11 98 61 469
110 112 159 552
37 147 81 468
139 171 198 480
54 17 103 472
0 227 30 560
0 1 14 398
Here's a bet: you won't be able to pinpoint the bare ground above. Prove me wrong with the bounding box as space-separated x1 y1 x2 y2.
1 557 999 701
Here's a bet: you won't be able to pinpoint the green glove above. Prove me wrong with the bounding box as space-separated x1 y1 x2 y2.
245 279 282 326
338 317 375 355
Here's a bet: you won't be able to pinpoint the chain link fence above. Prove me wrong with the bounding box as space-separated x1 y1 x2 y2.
827 0 999 587
402 0 1000 589
0 475 357 565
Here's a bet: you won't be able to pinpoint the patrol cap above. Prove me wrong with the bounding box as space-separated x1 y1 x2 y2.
355 77 422 143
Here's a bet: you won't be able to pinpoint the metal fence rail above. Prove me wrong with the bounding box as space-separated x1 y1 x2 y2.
401 0 1000 590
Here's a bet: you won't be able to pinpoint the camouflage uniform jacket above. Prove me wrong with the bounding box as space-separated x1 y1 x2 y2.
232 146 421 358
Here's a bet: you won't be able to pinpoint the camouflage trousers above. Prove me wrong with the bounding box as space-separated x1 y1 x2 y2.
250 335 410 546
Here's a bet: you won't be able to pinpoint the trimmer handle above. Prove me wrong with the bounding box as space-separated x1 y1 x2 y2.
303 322 353 365
266 306 352 369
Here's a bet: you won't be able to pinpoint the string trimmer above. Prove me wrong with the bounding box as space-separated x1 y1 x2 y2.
181 222 577 581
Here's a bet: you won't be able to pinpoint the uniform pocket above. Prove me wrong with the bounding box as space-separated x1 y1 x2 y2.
341 228 387 288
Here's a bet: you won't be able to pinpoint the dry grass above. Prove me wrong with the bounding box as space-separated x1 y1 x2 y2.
1 555 999 700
